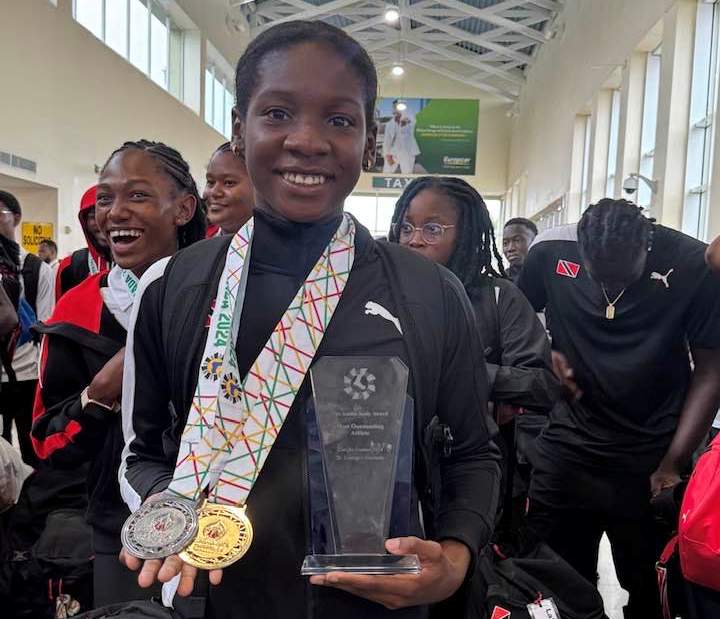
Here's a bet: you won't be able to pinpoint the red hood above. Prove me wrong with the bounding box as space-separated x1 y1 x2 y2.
78 185 111 269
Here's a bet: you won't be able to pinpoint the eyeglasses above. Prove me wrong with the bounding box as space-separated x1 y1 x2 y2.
0 209 14 217
394 221 456 245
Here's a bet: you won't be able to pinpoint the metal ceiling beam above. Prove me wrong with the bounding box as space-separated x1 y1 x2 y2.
345 15 389 33
404 34 524 86
255 0 363 28
527 0 562 11
408 11 534 65
439 0 547 43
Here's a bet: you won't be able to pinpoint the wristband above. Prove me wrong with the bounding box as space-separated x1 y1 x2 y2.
81 386 120 413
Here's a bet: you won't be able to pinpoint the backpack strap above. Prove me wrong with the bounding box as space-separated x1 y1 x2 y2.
21 253 42 315
656 535 678 619
374 241 451 537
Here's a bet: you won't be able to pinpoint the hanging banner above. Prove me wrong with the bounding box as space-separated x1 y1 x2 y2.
21 222 54 254
370 98 479 176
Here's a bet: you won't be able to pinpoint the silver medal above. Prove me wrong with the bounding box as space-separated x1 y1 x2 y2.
121 496 199 559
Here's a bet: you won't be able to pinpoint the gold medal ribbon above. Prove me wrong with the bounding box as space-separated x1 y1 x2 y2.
166 214 355 511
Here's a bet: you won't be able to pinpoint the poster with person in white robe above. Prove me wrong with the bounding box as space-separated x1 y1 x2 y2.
371 98 479 176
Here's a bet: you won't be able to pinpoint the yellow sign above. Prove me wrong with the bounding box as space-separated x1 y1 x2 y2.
21 222 54 255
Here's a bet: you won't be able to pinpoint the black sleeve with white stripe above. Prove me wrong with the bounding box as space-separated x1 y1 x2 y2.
120 268 175 509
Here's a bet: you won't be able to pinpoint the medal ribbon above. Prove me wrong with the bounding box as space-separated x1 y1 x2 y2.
168 214 355 506
88 252 99 275
120 269 139 297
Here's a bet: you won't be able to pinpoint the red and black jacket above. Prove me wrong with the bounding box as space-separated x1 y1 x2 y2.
31 272 128 551
55 186 112 302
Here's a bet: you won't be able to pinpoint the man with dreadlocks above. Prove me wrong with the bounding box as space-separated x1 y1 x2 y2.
31 139 206 607
389 176 559 528
518 198 720 618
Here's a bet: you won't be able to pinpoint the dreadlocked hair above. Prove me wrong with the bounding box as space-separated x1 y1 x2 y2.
577 198 654 266
388 176 506 293
101 140 207 249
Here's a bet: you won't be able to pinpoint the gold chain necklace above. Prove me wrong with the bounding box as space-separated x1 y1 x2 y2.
601 285 626 320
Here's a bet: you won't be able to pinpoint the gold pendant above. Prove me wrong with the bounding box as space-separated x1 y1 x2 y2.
179 502 253 570
605 304 615 320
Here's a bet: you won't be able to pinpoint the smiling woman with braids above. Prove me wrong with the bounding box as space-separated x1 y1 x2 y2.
31 139 205 607
389 177 558 425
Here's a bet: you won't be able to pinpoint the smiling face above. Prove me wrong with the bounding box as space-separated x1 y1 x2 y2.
84 207 109 251
203 150 254 234
95 149 196 277
236 41 376 223
399 188 459 266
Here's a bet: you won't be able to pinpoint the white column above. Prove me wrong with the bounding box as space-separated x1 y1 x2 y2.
568 115 588 222
617 52 647 197
653 0 696 228
588 90 613 204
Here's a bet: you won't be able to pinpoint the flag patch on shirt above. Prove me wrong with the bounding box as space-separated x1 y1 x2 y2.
490 607 511 619
556 259 580 278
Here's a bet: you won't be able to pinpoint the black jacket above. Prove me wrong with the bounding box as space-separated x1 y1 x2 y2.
121 215 500 619
31 273 127 552
471 278 558 412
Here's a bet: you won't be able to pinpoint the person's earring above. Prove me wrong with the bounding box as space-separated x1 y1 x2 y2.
232 140 244 159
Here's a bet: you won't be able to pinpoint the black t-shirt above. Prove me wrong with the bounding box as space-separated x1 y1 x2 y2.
518 223 720 473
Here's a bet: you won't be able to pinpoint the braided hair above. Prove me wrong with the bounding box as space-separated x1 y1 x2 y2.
577 198 653 280
211 142 233 156
100 140 207 248
388 177 506 292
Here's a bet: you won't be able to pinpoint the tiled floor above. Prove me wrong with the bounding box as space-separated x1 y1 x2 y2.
598 534 629 619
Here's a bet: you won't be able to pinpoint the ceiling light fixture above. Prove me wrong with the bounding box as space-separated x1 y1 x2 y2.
391 64 405 77
385 7 400 23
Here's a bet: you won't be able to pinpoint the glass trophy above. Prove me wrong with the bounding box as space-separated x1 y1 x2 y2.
301 356 421 575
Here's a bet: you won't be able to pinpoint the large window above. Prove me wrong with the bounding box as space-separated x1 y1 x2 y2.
204 65 234 139
579 115 592 212
73 0 184 100
638 47 662 209
606 90 621 198
683 1 720 240
344 195 397 238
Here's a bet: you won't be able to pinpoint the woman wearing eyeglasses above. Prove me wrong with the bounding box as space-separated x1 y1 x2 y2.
388 176 559 532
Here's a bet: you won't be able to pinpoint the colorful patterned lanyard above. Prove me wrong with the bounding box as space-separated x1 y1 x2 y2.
168 214 356 506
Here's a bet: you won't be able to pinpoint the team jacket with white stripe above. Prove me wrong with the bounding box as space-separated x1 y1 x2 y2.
121 212 500 619
31 272 128 552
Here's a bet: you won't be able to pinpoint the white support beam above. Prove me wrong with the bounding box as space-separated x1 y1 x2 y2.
244 0 562 101
256 0 362 28
405 34 524 86
527 0 562 11
409 12 534 64
345 15 389 33
439 0 547 43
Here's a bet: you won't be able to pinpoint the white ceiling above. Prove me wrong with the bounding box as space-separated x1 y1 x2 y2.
222 0 563 102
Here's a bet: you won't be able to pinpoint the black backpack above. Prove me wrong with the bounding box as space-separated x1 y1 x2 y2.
21 252 42 315
75 600 182 619
0 468 92 619
467 541 608 619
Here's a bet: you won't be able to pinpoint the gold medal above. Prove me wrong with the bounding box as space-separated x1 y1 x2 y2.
179 502 253 569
